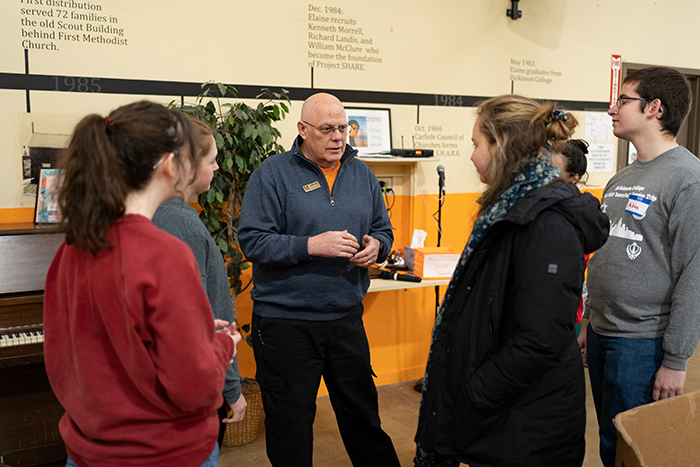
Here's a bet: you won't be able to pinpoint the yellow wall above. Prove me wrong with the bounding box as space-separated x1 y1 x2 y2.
0 0 692 392
235 193 484 394
6 0 682 208
236 189 603 395
0 207 34 223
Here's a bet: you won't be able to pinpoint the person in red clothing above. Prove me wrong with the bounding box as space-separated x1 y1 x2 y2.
43 100 241 467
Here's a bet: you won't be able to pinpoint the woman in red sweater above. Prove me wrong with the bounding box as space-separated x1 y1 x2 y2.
44 101 240 467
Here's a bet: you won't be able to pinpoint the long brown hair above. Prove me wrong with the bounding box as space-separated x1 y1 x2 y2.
476 95 578 214
58 101 199 253
188 116 215 159
181 117 215 201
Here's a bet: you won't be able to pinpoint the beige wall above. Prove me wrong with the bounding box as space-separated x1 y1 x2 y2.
3 0 700 209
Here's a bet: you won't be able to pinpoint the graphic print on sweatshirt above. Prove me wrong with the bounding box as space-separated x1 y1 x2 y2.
601 184 657 261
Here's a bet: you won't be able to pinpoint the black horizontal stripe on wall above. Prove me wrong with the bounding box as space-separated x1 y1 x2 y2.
0 72 610 111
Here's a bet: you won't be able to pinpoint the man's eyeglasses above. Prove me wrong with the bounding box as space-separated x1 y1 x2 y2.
303 121 349 136
616 96 648 108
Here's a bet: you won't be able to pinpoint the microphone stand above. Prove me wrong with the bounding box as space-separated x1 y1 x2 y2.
435 172 445 317
415 167 446 393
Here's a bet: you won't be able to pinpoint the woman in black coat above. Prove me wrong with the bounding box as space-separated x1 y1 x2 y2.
414 95 609 467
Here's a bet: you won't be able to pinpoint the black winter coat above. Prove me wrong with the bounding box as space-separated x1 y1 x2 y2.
415 182 609 467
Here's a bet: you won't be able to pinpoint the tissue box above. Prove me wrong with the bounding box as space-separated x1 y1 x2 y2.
413 247 460 279
404 247 415 270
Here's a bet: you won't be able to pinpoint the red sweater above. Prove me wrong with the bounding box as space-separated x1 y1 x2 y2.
44 215 234 467
575 254 591 325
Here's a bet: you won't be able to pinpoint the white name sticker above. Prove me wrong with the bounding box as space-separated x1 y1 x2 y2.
625 194 651 219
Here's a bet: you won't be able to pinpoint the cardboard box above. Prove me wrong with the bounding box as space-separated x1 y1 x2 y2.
412 247 460 279
613 389 700 467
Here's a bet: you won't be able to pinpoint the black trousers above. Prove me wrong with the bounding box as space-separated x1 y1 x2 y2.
252 304 400 467
217 399 227 448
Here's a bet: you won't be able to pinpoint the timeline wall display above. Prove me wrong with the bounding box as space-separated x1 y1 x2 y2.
5 0 624 98
413 124 466 158
1 0 649 210
307 3 381 72
18 0 128 52
509 58 563 87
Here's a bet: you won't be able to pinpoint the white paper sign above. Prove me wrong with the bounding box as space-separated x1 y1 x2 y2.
585 113 613 143
587 143 614 173
423 254 459 278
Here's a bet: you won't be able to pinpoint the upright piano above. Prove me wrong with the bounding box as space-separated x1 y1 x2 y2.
0 224 66 467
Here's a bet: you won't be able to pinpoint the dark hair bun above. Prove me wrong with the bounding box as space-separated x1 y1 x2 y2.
570 139 589 155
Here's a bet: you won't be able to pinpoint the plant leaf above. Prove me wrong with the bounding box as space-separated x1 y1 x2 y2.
217 238 229 252
235 155 246 171
187 81 289 298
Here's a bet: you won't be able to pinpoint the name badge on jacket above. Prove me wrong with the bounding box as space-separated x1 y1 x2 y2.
625 194 651 219
303 181 321 192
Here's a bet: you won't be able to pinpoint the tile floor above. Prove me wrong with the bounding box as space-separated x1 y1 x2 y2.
221 350 700 466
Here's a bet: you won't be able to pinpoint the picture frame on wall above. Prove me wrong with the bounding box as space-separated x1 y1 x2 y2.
344 107 392 156
34 168 63 224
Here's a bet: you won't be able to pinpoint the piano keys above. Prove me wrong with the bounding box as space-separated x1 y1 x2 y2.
0 224 66 467
0 324 44 347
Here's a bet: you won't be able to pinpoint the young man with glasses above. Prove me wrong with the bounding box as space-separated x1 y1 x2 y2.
580 66 700 467
238 93 399 467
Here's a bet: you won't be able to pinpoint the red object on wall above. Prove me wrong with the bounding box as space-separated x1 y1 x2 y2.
610 55 622 109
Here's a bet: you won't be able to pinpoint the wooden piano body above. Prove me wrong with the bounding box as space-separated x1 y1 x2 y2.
0 224 66 467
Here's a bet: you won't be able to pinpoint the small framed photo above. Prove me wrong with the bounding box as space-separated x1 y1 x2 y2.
344 107 392 156
34 168 63 224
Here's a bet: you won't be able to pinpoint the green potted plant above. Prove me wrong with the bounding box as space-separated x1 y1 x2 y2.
173 82 290 343
172 83 290 446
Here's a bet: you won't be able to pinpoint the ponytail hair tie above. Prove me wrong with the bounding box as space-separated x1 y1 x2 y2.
546 109 568 124
105 116 113 129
